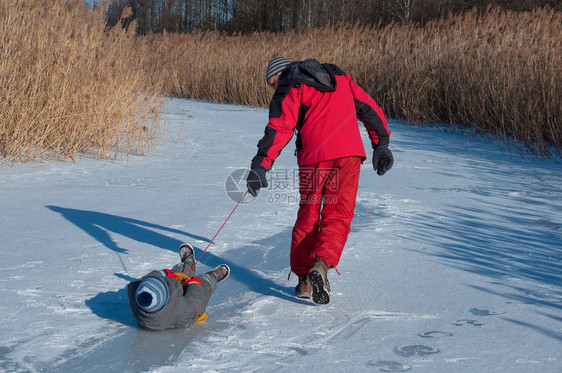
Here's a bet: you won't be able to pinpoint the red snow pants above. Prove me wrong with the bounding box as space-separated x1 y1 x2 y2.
290 156 362 278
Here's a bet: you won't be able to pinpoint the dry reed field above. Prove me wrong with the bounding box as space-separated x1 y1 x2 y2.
147 7 561 156
0 1 162 162
1 3 559 162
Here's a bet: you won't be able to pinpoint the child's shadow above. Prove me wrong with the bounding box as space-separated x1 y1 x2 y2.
85 273 138 327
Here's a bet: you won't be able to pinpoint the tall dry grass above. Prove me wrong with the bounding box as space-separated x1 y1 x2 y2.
0 1 162 162
2 4 559 160
146 7 561 156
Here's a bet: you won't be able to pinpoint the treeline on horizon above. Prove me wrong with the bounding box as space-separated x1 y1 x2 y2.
101 0 562 34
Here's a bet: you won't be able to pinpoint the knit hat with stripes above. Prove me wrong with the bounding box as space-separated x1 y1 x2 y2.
265 56 293 82
135 276 169 312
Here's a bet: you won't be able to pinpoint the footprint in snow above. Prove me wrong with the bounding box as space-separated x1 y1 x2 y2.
452 319 486 327
287 346 309 356
393 345 440 357
417 331 453 339
469 308 505 316
368 360 411 372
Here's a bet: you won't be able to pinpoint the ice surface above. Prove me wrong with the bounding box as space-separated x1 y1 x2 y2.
1 98 560 372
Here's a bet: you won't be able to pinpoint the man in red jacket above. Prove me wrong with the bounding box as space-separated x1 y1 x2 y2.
247 57 393 304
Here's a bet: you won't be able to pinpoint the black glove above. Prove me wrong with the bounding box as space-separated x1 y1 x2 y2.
246 164 268 197
372 145 394 176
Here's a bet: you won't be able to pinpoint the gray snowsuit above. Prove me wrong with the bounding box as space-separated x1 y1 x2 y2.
128 268 217 331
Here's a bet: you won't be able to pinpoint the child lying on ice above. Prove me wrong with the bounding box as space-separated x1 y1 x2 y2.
127 243 230 331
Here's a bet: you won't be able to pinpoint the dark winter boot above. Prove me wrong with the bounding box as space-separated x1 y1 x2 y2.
208 264 230 283
308 259 330 304
198 265 230 296
295 276 312 299
171 243 196 277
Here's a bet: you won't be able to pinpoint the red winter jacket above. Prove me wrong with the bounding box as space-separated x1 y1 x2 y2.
252 59 390 170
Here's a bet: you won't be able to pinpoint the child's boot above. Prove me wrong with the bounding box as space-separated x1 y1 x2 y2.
171 243 196 277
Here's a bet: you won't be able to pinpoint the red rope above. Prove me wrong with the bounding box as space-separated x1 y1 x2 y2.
195 190 248 264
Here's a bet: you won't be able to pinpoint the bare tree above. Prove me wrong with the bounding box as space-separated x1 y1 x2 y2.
388 0 418 24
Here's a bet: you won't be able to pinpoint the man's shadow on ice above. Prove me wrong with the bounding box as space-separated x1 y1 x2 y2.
46 206 301 325
46 205 209 254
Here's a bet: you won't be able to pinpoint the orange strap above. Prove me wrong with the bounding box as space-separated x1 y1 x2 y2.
161 269 207 323
196 313 208 323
